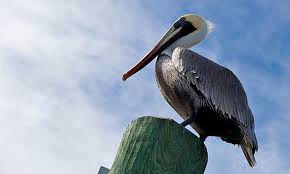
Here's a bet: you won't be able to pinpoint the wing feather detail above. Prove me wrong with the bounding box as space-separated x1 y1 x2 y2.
172 48 254 130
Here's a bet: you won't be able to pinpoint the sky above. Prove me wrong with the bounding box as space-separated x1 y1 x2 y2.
0 0 290 173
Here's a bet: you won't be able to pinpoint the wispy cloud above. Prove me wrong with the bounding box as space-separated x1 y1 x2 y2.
0 1 161 173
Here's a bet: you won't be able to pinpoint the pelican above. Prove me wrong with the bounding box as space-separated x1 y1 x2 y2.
122 14 258 167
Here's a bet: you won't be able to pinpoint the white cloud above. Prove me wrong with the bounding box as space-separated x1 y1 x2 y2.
0 1 164 173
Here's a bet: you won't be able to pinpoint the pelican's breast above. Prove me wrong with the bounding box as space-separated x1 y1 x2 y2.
155 54 194 120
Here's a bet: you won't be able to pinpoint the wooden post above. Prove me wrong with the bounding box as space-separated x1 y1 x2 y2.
109 116 208 174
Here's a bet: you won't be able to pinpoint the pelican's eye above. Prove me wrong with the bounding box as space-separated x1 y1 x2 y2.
173 17 196 32
173 17 186 28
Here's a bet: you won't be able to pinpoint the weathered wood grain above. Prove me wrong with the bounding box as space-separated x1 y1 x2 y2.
109 116 208 174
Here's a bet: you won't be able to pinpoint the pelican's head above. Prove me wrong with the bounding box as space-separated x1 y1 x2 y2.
122 14 214 81
164 14 214 54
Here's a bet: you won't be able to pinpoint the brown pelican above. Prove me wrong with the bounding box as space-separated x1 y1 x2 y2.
122 14 258 167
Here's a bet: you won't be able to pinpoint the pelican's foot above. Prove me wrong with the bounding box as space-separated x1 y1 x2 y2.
180 116 195 127
199 135 207 143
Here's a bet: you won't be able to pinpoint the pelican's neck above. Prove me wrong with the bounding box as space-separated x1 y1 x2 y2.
161 48 174 57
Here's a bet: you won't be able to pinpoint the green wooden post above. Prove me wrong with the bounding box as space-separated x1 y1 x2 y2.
109 116 208 174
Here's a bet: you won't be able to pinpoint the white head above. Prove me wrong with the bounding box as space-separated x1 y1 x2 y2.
162 14 214 56
122 14 214 81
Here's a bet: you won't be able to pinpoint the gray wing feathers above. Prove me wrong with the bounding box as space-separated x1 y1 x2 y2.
173 48 257 149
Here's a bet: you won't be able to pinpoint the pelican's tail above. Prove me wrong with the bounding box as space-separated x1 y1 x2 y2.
241 133 258 167
241 143 256 167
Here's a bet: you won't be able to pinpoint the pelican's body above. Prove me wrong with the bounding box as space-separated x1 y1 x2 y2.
122 14 258 167
156 48 256 145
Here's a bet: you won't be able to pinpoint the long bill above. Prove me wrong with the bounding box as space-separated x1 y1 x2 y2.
122 26 183 81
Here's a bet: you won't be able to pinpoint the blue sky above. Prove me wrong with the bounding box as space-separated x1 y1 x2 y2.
1 0 290 173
